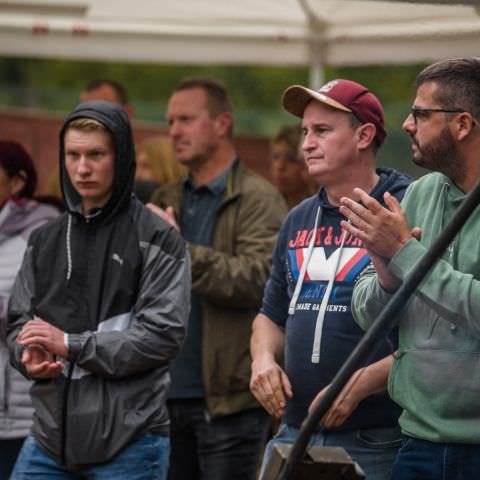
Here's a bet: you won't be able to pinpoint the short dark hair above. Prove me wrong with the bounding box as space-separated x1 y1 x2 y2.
173 77 233 137
0 141 37 198
84 79 129 106
273 124 302 153
416 57 480 118
173 77 232 117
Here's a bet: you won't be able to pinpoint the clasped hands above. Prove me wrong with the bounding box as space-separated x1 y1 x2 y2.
16 317 68 379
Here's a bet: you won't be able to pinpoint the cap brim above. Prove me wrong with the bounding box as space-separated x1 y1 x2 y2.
282 85 352 118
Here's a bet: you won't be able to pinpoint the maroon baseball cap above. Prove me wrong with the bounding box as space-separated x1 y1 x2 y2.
282 79 387 146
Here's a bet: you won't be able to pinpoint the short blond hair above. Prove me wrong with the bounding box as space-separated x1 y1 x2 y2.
136 136 187 184
66 118 107 132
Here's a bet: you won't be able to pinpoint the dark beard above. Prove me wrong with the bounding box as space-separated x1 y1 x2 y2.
412 125 465 183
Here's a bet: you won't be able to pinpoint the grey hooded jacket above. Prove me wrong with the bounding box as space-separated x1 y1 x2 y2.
0 199 58 439
7 102 190 469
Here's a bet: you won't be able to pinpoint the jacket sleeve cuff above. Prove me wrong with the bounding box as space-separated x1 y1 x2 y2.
370 275 396 304
389 238 427 281
12 343 31 378
67 332 91 362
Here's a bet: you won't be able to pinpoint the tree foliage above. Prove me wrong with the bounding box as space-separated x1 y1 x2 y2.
0 57 427 177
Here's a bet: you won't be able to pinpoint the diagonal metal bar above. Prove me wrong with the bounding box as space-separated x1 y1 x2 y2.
278 180 480 480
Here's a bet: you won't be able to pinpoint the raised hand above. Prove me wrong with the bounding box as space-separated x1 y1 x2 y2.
340 189 412 260
146 203 180 232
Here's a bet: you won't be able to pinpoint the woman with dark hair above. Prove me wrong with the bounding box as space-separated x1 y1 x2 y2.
0 141 59 478
271 124 316 210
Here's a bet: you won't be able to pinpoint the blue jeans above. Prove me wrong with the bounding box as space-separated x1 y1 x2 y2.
11 434 170 479
260 423 401 480
168 399 271 480
392 435 480 480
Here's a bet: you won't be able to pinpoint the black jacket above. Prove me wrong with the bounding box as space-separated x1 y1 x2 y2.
7 102 190 469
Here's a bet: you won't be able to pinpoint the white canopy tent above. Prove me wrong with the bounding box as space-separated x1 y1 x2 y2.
0 0 479 87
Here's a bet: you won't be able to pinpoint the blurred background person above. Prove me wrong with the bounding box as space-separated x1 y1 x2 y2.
150 77 287 480
80 78 135 118
0 141 59 479
136 136 187 184
271 124 316 209
135 136 187 203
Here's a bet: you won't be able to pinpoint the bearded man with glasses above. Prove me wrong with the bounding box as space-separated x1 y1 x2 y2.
341 57 480 480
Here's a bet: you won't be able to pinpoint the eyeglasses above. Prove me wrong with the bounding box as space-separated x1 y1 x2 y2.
410 107 466 125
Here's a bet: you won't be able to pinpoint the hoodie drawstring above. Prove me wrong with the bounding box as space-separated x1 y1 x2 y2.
288 206 322 315
66 214 72 281
311 228 347 364
287 204 348 364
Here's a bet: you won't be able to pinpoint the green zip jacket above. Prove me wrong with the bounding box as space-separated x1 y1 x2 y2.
151 160 288 417
352 172 480 443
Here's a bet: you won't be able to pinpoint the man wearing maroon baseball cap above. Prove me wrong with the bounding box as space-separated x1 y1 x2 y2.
250 79 411 479
283 79 387 147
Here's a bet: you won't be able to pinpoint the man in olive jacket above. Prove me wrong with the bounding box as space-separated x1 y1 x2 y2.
149 77 287 480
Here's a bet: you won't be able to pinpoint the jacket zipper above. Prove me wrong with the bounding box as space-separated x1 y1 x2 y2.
3 363 9 411
60 361 74 466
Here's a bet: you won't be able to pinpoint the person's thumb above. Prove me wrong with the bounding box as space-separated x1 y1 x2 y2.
411 227 422 241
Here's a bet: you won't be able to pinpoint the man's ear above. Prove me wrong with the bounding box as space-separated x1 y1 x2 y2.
214 111 233 137
356 123 376 151
455 112 476 141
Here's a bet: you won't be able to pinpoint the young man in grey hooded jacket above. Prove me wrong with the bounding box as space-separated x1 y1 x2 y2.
7 101 190 479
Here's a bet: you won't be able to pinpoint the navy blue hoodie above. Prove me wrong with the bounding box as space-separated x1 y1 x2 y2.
261 167 411 430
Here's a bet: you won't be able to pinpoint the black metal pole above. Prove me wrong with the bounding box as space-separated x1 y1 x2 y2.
279 181 480 480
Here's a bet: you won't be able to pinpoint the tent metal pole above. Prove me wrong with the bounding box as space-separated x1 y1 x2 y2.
309 63 324 90
298 0 326 89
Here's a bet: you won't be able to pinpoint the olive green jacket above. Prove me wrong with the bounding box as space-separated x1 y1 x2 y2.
151 160 287 417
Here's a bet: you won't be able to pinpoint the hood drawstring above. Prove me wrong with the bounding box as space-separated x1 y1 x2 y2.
288 206 322 315
287 204 348 364
66 214 72 281
311 228 347 364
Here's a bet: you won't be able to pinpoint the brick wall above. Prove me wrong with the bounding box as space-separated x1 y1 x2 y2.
0 107 272 195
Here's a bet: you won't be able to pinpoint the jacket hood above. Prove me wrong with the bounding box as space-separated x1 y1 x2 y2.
317 167 412 208
0 198 58 242
59 101 136 222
